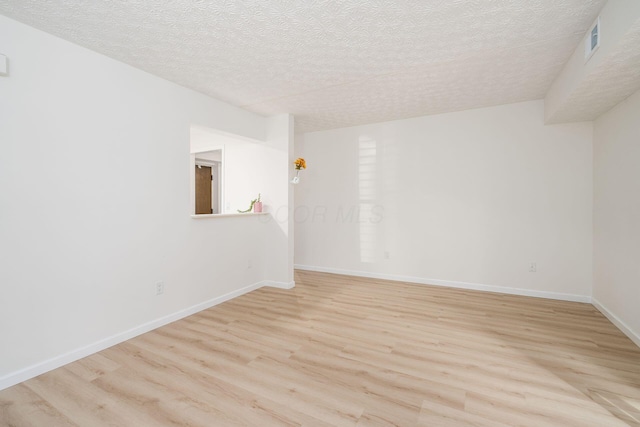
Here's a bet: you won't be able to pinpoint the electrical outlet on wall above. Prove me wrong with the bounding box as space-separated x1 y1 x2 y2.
384 251 390 260
247 259 252 269
529 263 537 273
156 281 165 295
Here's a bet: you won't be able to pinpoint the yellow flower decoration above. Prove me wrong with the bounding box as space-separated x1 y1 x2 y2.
294 157 307 170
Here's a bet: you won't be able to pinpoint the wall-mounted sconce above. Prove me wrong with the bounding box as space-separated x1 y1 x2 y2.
291 158 306 184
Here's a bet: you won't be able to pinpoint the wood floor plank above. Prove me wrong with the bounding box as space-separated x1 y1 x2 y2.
0 384 78 427
62 352 121 382
1 270 639 426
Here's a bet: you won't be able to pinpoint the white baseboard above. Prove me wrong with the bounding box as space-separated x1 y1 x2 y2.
8 272 628 392
0 280 275 391
294 264 591 303
265 280 296 289
592 298 640 348
297 264 638 349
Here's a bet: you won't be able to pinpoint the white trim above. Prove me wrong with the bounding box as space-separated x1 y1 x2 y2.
592 298 640 349
294 264 591 303
0 281 268 391
295 264 638 349
194 158 221 168
265 280 296 289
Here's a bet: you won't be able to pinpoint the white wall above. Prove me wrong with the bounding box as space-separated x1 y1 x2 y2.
593 89 640 346
264 114 296 285
295 100 593 300
189 116 295 286
0 15 292 389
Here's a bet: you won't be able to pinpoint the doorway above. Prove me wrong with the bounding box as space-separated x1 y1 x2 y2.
195 165 212 214
194 153 222 215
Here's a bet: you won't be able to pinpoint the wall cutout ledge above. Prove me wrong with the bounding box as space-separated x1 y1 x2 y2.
190 212 269 219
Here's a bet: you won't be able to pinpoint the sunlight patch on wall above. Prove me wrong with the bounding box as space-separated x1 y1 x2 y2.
359 136 377 263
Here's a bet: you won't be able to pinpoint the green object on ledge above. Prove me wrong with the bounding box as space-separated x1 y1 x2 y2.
238 193 261 213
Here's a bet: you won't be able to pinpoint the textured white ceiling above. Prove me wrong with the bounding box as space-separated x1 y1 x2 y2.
548 19 640 124
0 0 608 132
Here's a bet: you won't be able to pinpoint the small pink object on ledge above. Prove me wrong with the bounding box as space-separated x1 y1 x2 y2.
253 201 263 213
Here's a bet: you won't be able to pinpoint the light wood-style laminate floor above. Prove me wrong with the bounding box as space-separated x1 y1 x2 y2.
1 270 640 426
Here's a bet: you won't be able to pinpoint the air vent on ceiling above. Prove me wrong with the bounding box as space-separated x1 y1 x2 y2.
585 17 600 61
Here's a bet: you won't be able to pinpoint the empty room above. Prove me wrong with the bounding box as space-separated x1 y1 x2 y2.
1 1 639 426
